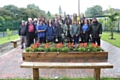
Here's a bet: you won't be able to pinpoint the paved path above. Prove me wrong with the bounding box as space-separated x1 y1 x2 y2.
0 40 120 79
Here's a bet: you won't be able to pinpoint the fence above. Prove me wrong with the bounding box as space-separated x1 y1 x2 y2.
0 20 21 38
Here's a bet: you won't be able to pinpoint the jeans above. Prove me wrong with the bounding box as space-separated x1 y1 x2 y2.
73 35 79 44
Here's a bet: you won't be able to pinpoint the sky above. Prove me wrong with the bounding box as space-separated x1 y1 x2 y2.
0 0 120 15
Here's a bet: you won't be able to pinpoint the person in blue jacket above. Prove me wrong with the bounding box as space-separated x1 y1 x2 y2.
37 20 46 43
46 19 55 42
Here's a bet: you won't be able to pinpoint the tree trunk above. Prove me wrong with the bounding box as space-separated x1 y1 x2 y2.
110 27 114 39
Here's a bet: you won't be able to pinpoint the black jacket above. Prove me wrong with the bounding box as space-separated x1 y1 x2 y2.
90 22 102 38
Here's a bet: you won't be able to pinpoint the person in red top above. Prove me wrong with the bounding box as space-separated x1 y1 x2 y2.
26 18 36 47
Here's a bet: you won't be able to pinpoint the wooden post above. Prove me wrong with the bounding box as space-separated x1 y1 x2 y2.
33 68 39 80
94 68 100 80
14 42 17 48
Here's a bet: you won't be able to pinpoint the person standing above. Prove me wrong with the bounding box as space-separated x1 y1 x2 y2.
46 19 54 42
18 20 26 49
26 18 36 47
71 20 80 44
33 18 38 43
53 17 62 43
65 19 72 43
90 18 102 46
81 19 91 43
37 20 46 43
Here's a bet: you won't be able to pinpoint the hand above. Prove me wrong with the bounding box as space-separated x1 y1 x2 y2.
90 34 92 38
71 35 73 37
99 34 102 38
76 34 78 36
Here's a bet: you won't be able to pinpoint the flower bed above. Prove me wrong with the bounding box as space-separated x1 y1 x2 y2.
23 42 107 62
25 42 103 52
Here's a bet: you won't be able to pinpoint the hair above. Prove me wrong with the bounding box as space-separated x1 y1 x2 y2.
66 18 71 25
48 19 53 26
84 19 89 24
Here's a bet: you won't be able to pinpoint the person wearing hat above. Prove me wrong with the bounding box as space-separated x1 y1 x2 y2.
18 20 26 49
90 18 102 46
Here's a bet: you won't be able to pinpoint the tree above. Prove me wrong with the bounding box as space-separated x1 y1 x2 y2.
85 5 103 17
103 7 120 39
59 6 62 15
6 29 12 39
4 16 13 21
0 16 5 21
47 11 51 16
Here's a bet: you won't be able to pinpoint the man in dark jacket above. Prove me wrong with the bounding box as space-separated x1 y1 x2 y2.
26 18 36 47
18 20 26 49
90 18 102 46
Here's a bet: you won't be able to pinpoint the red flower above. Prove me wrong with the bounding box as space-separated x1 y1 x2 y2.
84 43 88 48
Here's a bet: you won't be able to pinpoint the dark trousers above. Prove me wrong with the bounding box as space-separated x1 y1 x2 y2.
57 36 62 43
39 37 45 43
47 39 53 43
67 35 72 43
92 37 101 46
26 32 34 47
81 33 89 43
73 35 79 44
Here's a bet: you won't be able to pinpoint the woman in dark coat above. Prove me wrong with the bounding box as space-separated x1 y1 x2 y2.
81 19 91 43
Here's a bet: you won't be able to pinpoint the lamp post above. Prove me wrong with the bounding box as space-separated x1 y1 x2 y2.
78 0 80 18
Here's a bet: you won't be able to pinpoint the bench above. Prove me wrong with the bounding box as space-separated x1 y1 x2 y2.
20 62 113 80
11 38 20 48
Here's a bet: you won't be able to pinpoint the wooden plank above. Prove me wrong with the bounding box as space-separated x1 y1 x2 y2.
22 53 107 58
23 57 107 62
22 52 108 58
11 38 20 43
33 68 39 80
94 68 100 80
13 42 17 48
20 62 113 69
22 52 108 62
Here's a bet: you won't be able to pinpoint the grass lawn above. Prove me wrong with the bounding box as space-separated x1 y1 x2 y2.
0 35 20 45
2 77 120 80
101 32 120 48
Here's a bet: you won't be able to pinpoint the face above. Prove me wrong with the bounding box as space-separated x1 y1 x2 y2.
42 17 45 21
22 22 25 26
29 20 32 23
49 20 52 24
40 21 43 25
67 15 69 18
85 19 88 24
92 18 97 22
55 18 58 22
38 17 41 21
81 13 84 18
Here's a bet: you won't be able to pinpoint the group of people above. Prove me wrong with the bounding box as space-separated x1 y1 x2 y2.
18 13 102 49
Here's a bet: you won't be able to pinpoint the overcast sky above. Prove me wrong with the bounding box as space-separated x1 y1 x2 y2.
0 0 120 15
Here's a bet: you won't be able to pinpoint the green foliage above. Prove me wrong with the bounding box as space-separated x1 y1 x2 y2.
6 29 12 39
103 7 120 39
4 16 13 21
85 5 103 17
0 16 5 21
0 4 50 21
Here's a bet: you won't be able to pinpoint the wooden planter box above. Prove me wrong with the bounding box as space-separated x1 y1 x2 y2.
22 51 108 62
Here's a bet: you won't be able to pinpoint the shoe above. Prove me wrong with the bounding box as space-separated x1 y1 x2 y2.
21 47 24 49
